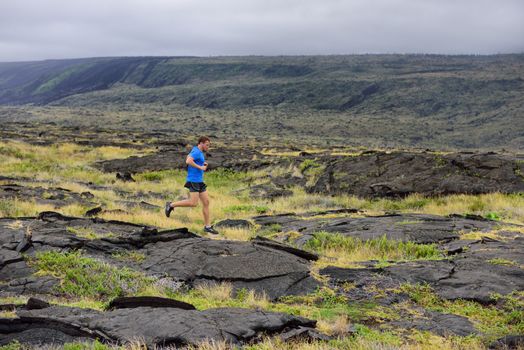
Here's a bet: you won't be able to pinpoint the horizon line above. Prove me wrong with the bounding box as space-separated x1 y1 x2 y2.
2 52 524 64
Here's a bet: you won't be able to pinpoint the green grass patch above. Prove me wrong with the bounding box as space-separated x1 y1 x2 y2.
134 169 182 182
141 172 164 181
205 168 247 188
244 326 404 349
0 341 22 350
299 159 321 172
484 212 501 221
224 204 269 214
167 284 389 325
66 226 115 240
400 284 524 342
304 232 443 262
298 159 325 187
62 340 110 350
0 146 35 160
278 287 394 321
395 220 424 225
0 199 17 217
488 258 518 266
31 250 154 300
257 223 283 237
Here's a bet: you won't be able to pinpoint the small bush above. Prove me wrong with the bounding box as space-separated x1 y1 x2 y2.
485 212 501 221
299 159 320 172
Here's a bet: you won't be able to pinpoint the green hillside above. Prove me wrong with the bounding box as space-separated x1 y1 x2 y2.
0 55 522 150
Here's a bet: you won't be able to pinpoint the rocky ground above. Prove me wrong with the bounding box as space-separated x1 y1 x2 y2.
2 122 523 198
92 146 524 200
0 123 523 349
2 297 320 347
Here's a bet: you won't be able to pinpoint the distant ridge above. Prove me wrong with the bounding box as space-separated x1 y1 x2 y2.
0 54 522 150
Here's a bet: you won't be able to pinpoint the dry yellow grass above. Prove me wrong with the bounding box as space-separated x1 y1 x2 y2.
317 314 351 336
330 151 362 156
420 193 524 224
460 225 524 240
99 209 178 229
121 337 149 350
195 282 234 302
98 176 257 238
0 198 56 217
53 298 106 311
260 149 301 157
0 310 17 318
188 340 231 350
0 140 152 185
334 192 524 224
313 250 383 270
6 220 24 229
218 227 256 241
0 140 149 164
241 289 270 310
60 203 93 217
405 331 485 350
0 296 29 318
0 296 28 304
269 187 342 213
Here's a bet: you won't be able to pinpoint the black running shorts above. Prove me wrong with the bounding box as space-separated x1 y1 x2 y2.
184 181 207 193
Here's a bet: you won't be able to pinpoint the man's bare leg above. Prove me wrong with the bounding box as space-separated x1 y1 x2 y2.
199 191 210 227
165 192 199 218
171 192 199 208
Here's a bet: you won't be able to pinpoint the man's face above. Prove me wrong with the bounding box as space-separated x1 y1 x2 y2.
201 141 211 152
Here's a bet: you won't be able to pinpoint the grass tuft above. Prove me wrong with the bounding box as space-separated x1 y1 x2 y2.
305 232 442 268
31 250 154 300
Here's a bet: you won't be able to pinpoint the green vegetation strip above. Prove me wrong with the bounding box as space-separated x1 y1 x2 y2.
401 284 524 341
304 232 443 262
32 251 154 300
224 204 269 214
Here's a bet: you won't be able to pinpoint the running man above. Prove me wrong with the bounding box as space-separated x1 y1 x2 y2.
164 136 219 235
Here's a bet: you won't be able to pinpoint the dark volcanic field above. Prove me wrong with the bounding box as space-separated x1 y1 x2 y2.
0 124 523 349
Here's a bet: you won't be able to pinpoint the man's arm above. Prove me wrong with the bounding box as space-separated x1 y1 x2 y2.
186 156 207 171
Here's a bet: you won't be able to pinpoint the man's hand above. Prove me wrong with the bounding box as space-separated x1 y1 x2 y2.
202 162 208 171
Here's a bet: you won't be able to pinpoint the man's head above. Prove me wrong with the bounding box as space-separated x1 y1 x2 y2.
198 136 211 151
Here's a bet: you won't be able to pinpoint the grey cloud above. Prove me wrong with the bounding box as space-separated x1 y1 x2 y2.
0 0 523 61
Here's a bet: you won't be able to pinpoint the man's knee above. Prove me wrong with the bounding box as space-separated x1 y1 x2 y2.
188 196 199 207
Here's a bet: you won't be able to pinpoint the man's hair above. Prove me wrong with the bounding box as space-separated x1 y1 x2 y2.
198 136 210 144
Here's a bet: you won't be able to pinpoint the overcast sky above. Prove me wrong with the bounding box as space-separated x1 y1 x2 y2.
1 0 523 62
